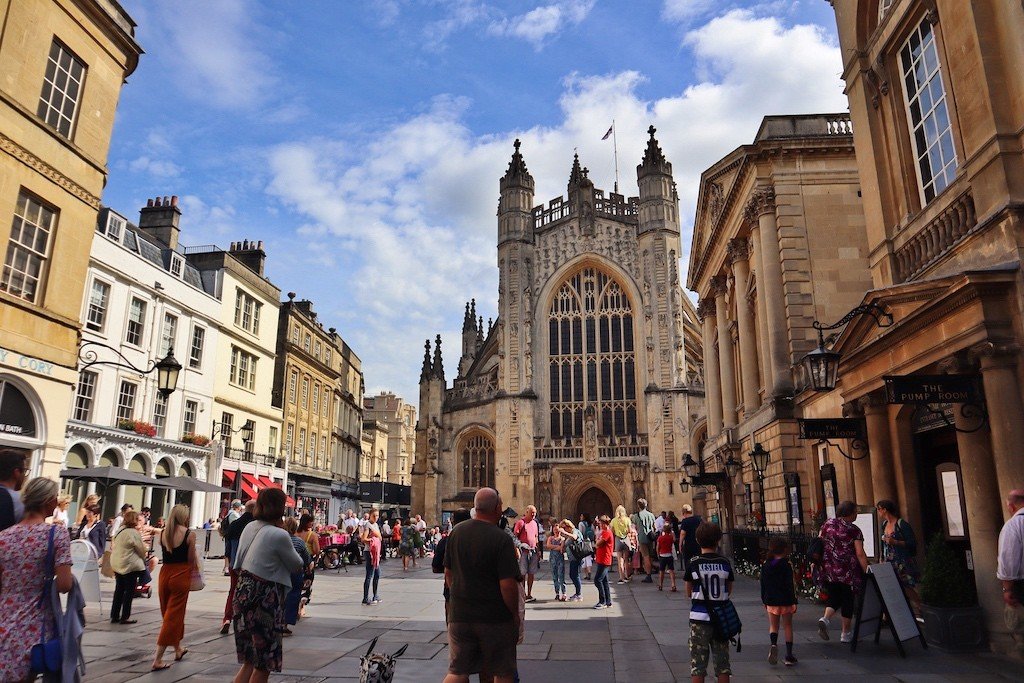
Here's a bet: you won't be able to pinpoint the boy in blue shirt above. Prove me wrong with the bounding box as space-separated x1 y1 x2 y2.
684 521 734 683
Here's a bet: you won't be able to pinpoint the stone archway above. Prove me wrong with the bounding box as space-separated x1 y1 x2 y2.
575 486 612 522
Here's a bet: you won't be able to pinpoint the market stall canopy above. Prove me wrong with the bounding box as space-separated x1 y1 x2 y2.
59 466 173 488
159 476 232 493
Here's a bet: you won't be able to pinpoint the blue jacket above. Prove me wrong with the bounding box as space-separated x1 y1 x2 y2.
47 575 87 682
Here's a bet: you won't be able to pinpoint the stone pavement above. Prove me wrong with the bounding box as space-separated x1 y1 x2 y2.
79 556 1022 682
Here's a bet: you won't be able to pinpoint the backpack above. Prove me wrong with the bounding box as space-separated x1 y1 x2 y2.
694 560 742 651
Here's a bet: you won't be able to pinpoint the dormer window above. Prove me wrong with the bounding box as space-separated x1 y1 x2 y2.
170 255 183 278
102 212 125 241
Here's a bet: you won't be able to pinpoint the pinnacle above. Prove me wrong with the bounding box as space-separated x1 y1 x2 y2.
501 138 531 185
639 123 671 177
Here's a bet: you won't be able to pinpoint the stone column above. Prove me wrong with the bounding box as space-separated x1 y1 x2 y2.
846 400 873 505
749 221 773 394
728 238 760 415
143 486 153 509
698 297 723 436
862 393 896 505
746 187 793 396
712 275 737 429
975 343 1024 497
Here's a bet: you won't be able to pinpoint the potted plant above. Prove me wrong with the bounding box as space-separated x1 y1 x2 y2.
919 533 986 650
181 433 211 447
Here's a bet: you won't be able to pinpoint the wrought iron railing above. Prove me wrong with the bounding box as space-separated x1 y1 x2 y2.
730 527 820 601
224 448 282 468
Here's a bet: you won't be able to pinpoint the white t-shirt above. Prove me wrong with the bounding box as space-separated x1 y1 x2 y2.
52 507 69 526
343 516 358 532
381 521 391 536
655 515 665 532
110 514 124 537
414 519 426 533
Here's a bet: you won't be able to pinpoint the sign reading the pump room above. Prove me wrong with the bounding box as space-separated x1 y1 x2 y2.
883 374 982 405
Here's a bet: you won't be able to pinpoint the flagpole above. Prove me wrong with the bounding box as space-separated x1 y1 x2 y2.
612 119 619 194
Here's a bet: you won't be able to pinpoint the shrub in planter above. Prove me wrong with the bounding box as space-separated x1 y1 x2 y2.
116 419 157 438
181 433 211 446
919 533 986 650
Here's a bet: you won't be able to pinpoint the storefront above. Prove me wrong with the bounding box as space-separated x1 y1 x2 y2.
289 475 332 526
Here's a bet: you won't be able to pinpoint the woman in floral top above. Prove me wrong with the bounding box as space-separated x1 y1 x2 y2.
816 500 868 643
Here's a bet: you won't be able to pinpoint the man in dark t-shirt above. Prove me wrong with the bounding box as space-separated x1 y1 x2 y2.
443 488 521 683
678 505 703 575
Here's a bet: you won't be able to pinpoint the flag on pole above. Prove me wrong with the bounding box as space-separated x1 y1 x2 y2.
601 123 614 140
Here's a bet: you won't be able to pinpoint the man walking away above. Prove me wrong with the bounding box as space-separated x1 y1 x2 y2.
998 489 1024 656
632 498 657 582
433 507 472 620
513 505 542 601
222 499 242 576
679 505 702 577
444 488 521 683
0 448 28 532
220 499 255 634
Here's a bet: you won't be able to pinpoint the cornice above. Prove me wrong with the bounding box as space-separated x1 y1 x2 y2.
0 131 101 209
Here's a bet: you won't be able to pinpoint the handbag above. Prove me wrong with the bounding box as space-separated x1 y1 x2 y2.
100 549 115 578
693 559 742 651
30 525 62 675
568 538 595 561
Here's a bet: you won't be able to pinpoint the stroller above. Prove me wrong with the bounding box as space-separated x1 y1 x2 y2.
317 532 349 572
135 551 156 599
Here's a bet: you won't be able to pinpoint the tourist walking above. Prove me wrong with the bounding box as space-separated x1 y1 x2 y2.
656 524 677 592
817 500 869 643
678 504 702 576
399 519 416 571
578 514 594 579
761 537 798 666
685 522 734 682
51 493 71 526
631 498 656 582
77 501 107 559
998 489 1024 656
877 499 922 617
232 488 304 683
223 499 243 576
222 499 256 634
544 517 567 601
611 505 631 582
283 517 313 634
593 514 614 609
433 507 472 620
414 514 428 558
298 513 318 615
361 508 383 605
513 505 542 601
562 519 584 601
0 476 73 682
152 504 198 671
0 448 27 532
442 487 521 683
110 508 147 624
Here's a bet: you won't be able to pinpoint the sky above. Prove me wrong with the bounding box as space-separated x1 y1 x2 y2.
106 0 849 404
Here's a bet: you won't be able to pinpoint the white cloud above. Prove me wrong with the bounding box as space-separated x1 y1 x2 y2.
128 156 182 178
262 9 845 400
423 1 494 51
488 0 596 48
662 0 715 23
177 195 239 237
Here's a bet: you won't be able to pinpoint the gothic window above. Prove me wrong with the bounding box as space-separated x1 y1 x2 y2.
461 434 495 489
548 267 637 440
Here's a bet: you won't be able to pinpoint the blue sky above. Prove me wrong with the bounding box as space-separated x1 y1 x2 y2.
106 0 848 403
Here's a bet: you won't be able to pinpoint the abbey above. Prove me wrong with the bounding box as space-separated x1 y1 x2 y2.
412 129 704 523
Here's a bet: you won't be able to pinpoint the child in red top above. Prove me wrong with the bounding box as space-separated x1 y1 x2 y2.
593 515 615 609
656 526 677 591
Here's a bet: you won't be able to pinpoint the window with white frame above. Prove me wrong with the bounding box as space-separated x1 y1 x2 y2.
37 39 86 139
900 19 957 203
314 341 321 360
85 279 110 332
320 435 327 464
153 393 168 437
116 381 137 422
309 432 316 465
160 313 177 356
291 325 300 344
73 370 97 422
325 348 332 366
182 399 198 436
229 346 257 390
303 333 311 353
100 212 125 241
301 377 309 408
126 297 146 346
2 191 56 303
312 384 319 414
189 326 205 369
233 289 261 334
268 426 278 457
170 255 183 278
286 423 294 456
298 428 306 463
322 391 329 417
288 371 298 404
220 411 234 449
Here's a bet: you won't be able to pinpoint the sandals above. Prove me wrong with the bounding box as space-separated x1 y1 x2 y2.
670 586 678 592
174 649 189 662
151 663 172 671
657 585 663 591
220 622 230 635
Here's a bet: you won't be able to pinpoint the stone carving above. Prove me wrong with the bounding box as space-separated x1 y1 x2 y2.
726 237 749 265
584 406 598 462
709 274 729 298
534 218 641 287
744 186 776 224
0 132 101 209
707 181 724 223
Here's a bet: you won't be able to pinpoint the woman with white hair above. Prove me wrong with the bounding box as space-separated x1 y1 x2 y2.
0 477 74 681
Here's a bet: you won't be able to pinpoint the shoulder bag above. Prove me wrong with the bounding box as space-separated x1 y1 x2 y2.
30 525 62 675
568 536 596 561
693 559 742 651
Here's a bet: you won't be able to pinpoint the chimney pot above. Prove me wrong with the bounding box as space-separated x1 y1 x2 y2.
257 240 264 250
147 198 154 207
163 196 169 205
171 195 178 206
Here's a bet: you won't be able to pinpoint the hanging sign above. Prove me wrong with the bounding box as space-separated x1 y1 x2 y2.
798 418 865 441
883 374 982 405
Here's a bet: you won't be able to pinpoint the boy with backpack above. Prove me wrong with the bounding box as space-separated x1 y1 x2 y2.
685 521 736 683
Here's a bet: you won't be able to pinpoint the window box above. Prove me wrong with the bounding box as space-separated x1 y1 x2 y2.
116 418 157 438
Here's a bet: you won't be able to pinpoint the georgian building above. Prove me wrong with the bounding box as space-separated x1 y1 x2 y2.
686 114 871 531
65 200 219 525
363 391 415 486
412 131 704 524
329 333 363 521
801 0 1024 653
0 0 140 478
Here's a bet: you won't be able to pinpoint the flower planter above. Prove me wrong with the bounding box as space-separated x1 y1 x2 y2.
920 603 987 651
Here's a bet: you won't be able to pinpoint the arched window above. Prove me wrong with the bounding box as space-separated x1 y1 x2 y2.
461 434 495 489
548 267 637 439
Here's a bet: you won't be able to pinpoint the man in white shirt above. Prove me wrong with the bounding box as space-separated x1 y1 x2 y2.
997 489 1024 655
415 515 428 557
110 503 133 537
655 511 666 534
342 509 359 534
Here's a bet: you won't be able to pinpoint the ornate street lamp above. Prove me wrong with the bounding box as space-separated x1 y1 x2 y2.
679 479 690 494
724 453 741 479
79 341 183 396
801 302 893 392
749 443 770 532
212 418 255 443
682 453 699 479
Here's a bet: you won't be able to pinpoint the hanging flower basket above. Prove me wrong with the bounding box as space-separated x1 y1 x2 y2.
181 433 211 446
117 419 157 438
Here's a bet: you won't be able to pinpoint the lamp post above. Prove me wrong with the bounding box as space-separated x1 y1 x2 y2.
749 443 770 531
801 303 893 392
78 341 182 396
373 472 385 509
211 418 255 444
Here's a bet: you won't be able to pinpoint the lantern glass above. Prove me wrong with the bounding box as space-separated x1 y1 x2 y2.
156 347 182 397
724 454 740 478
240 419 255 443
750 443 770 476
679 480 690 493
682 453 699 478
802 344 841 392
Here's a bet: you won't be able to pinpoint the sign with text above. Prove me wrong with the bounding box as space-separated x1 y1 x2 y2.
851 562 926 657
798 418 866 441
883 374 982 405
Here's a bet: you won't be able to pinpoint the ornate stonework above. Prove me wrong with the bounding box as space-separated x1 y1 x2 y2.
0 132 101 209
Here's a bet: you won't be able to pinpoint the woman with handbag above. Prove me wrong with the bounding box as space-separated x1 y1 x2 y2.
560 519 584 602
0 477 73 682
110 509 146 624
877 499 922 618
151 504 198 671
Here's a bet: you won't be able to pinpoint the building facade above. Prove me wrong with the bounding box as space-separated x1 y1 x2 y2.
412 131 704 524
65 200 218 525
799 0 1024 653
330 332 363 521
0 0 141 477
184 239 285 517
363 391 415 486
686 114 871 531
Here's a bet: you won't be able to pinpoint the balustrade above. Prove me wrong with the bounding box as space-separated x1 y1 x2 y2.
893 190 977 282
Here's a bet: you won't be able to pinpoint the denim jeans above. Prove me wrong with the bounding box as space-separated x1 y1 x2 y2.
594 563 611 605
550 552 565 595
568 558 583 597
363 551 380 602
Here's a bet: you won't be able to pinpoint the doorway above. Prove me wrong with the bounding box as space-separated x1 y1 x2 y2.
575 487 612 522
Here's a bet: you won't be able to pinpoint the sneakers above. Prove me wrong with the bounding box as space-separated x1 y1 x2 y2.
784 655 798 666
768 644 778 665
817 617 830 641
362 599 372 605
616 579 626 584
525 595 536 603
840 631 854 643
372 596 382 604
641 576 653 584
593 603 608 610
568 594 582 602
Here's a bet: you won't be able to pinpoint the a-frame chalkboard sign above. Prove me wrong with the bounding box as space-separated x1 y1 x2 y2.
851 562 927 656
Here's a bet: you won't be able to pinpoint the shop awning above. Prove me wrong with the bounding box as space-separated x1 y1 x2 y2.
60 466 173 489
161 476 232 493
222 471 259 500
255 476 295 508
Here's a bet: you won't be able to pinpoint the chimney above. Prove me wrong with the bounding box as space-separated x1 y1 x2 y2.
138 195 182 249
229 238 266 276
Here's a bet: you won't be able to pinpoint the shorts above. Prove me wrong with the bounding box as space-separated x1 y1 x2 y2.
615 538 630 553
689 621 730 677
447 620 518 677
519 551 540 576
766 605 797 616
824 581 856 618
658 556 675 572
638 542 652 558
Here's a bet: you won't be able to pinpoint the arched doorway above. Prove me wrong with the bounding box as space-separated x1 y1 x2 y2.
575 486 612 522
63 445 90 514
176 462 194 510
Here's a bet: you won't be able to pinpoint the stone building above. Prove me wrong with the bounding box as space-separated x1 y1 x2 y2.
64 200 219 525
796 0 1024 653
0 0 140 477
363 391 415 486
329 333 363 521
412 131 704 524
686 113 871 531
360 419 389 482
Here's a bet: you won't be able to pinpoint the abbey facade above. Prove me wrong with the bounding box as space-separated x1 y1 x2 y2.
412 129 703 524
